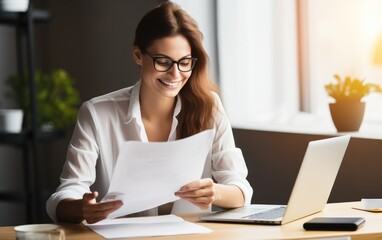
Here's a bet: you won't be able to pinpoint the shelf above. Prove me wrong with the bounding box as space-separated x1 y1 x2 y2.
0 9 50 25
0 129 65 145
0 6 54 223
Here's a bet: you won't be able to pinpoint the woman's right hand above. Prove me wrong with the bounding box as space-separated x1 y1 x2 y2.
81 191 123 224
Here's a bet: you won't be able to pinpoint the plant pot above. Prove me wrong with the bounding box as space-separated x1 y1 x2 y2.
0 109 24 133
0 0 29 12
329 101 365 132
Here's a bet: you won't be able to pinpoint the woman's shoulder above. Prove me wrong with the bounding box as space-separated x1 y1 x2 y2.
210 91 224 110
78 85 136 116
210 91 220 99
87 85 134 105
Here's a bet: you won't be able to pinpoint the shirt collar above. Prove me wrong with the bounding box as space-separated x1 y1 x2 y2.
125 79 182 124
168 97 181 140
125 80 142 124
173 94 182 118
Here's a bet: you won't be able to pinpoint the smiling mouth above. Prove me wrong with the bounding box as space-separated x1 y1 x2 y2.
158 78 183 87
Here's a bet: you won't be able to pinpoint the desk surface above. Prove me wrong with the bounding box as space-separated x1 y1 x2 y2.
1 202 382 240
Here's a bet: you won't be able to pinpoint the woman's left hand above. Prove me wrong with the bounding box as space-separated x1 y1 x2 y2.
175 178 218 209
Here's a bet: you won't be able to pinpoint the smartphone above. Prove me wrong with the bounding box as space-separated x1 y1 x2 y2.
303 217 365 231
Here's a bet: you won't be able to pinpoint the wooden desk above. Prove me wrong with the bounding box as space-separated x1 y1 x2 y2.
1 202 382 240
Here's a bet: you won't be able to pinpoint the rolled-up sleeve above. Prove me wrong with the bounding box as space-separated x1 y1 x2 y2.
46 102 100 222
211 93 253 206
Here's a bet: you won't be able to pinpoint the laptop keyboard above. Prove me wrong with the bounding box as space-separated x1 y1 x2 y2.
242 206 286 220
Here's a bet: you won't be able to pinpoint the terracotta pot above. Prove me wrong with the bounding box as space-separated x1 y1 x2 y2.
329 101 365 132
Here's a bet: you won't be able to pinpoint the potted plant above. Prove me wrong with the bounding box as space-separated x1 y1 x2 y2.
325 74 382 132
5 69 81 130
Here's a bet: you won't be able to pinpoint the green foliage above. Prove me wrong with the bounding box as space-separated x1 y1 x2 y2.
5 69 81 129
325 74 382 102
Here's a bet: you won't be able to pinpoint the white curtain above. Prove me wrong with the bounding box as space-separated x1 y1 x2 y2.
217 0 299 127
172 0 219 83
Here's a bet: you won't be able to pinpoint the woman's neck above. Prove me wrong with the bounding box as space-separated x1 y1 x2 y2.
139 84 176 142
139 89 175 121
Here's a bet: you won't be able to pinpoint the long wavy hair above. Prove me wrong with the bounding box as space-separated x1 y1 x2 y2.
134 2 218 139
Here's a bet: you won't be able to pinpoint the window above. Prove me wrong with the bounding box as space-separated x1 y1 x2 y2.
177 0 382 134
217 0 299 127
217 0 382 133
299 0 382 122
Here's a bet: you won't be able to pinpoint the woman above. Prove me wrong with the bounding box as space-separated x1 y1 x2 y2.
46 2 252 224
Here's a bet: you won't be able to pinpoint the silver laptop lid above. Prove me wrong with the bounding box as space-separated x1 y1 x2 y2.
281 135 351 224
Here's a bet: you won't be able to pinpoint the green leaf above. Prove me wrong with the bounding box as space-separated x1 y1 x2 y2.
325 74 382 102
5 69 81 129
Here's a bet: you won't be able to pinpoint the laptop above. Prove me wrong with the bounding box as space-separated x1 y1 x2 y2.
201 135 351 225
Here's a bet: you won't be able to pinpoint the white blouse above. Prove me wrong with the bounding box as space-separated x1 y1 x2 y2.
46 80 253 222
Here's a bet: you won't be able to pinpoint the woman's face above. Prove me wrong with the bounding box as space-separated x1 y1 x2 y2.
134 35 193 99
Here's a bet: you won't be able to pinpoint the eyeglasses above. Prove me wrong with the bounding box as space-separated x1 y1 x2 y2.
141 49 197 72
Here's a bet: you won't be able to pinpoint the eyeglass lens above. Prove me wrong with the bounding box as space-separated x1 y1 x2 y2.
142 49 197 72
154 57 196 72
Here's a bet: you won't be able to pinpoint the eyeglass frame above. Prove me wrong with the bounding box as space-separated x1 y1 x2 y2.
141 49 198 72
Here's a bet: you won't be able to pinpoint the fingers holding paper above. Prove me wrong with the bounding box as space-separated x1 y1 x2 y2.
175 178 218 210
82 191 123 224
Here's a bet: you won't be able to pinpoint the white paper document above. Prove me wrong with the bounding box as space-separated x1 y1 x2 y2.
102 129 215 219
85 215 212 239
353 198 382 212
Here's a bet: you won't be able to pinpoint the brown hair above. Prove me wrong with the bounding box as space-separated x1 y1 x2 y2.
134 2 219 139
